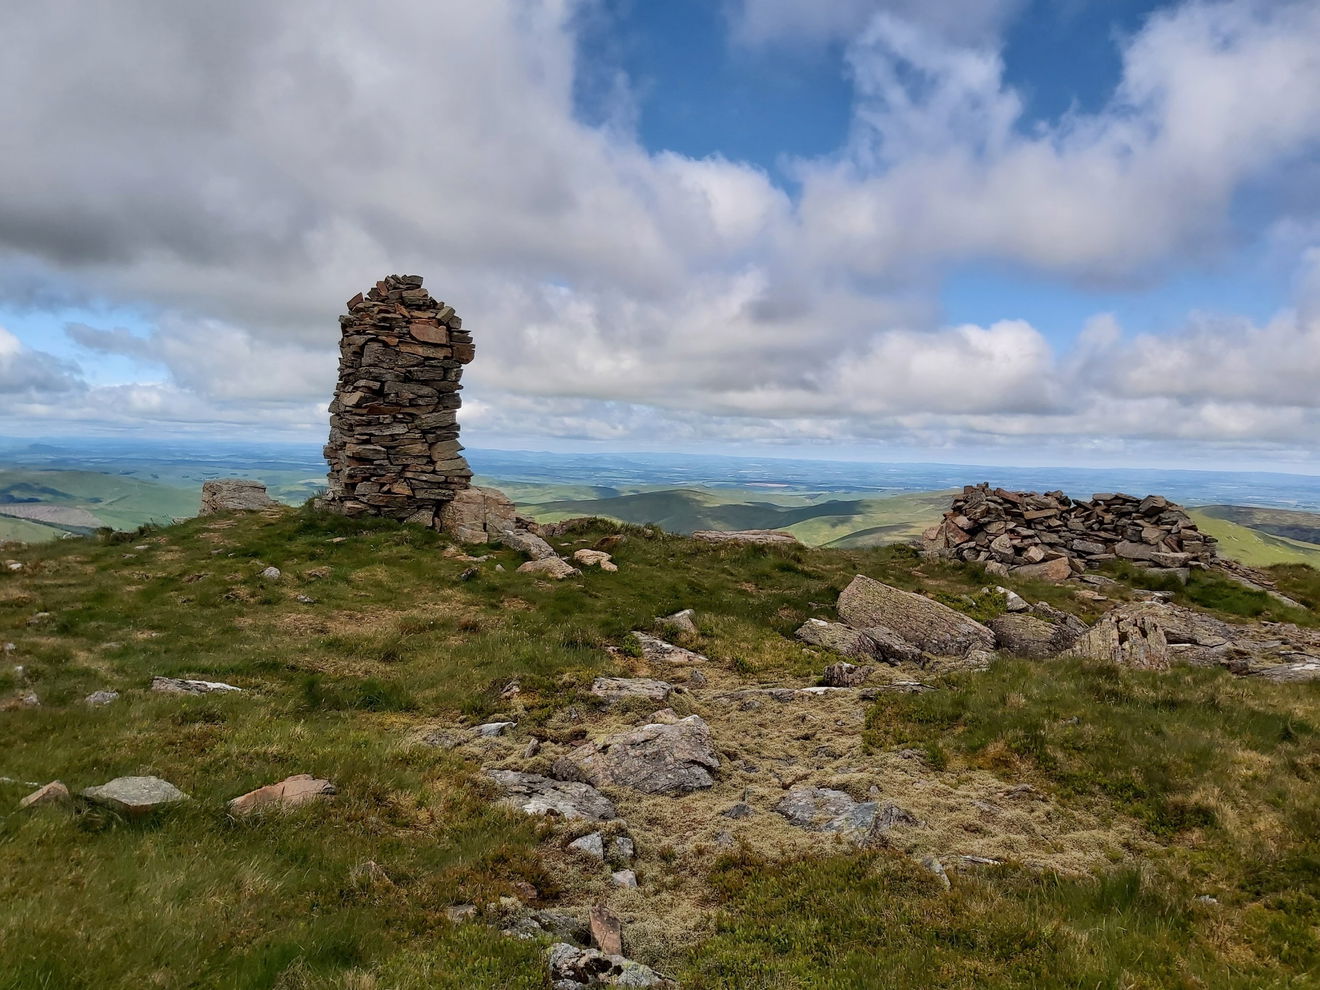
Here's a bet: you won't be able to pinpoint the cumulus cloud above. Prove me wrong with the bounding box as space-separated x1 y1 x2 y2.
0 0 1317 464
0 327 82 395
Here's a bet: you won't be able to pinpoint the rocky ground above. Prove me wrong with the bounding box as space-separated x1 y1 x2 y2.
2 505 1319 988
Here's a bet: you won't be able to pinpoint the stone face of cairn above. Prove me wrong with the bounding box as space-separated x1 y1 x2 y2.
322 275 475 527
924 483 1218 577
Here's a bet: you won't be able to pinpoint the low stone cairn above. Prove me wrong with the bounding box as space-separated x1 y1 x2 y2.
924 483 1216 581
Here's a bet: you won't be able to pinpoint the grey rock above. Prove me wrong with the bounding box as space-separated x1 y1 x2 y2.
553 715 719 795
568 832 605 859
81 776 189 815
151 676 242 695
920 854 952 890
720 802 754 820
485 770 618 821
774 786 878 833
609 835 635 865
631 632 709 665
988 613 1082 658
656 609 698 636
499 529 559 560
259 566 282 580
837 575 995 657
546 943 674 988
517 557 580 579
590 677 673 705
691 529 798 546
1252 660 1320 682
474 720 516 737
84 690 120 706
611 869 638 888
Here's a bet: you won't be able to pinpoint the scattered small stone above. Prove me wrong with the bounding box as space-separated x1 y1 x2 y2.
84 690 119 706
5 690 40 709
547 942 673 988
713 830 737 850
774 787 877 833
151 676 242 695
227 774 336 815
609 836 635 865
459 566 479 581
1195 894 1219 905
821 661 874 687
26 612 52 626
446 903 478 922
20 781 71 810
523 738 542 758
475 720 517 737
81 776 189 815
720 802 754 820
5 561 22 572
568 832 606 859
921 854 952 890
961 855 1002 866
295 594 317 604
611 869 638 888
656 609 698 636
259 566 282 580
2 643 14 653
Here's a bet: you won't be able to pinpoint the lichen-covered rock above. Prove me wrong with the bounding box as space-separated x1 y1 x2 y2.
774 786 877 833
590 677 674 705
81 776 189 815
691 529 799 546
437 486 516 543
517 557 580 579
631 632 709 664
656 609 698 636
837 575 995 657
485 770 617 821
988 613 1082 658
199 479 276 515
1066 602 1239 670
573 549 618 571
151 676 242 695
500 529 559 560
795 618 923 665
553 715 719 795
546 942 674 988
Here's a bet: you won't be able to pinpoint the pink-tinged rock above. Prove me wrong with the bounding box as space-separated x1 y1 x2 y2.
1010 557 1073 583
227 774 336 815
20 781 71 810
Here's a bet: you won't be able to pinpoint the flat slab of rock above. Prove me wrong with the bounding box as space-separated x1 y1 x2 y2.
20 781 71 810
84 689 119 706
590 677 674 705
656 609 698 636
1252 660 1320 682
228 774 336 815
81 776 188 814
691 529 799 546
200 479 276 515
631 632 709 664
553 715 719 795
837 575 995 657
151 676 242 695
516 557 580 579
485 769 617 821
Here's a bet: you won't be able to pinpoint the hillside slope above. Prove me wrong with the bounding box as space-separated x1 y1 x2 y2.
1189 510 1320 567
2 507 1318 988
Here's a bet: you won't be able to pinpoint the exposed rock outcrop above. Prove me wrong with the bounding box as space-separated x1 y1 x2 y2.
485 770 618 821
691 529 799 546
1065 601 1240 670
553 715 719 795
199 479 276 515
837 575 995 657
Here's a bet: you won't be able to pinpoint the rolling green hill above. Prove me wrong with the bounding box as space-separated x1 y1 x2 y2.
1196 504 1320 546
1189 510 1320 568
521 487 953 548
0 469 200 536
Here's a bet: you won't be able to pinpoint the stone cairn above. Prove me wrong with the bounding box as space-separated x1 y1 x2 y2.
924 483 1217 580
322 275 476 527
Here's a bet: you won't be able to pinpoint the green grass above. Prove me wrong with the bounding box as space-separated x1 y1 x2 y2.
1190 510 1320 568
2 507 1319 988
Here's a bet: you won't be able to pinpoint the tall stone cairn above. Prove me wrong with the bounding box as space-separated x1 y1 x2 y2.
322 275 475 526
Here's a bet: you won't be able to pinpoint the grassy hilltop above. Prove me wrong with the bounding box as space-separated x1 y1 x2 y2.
2 507 1320 988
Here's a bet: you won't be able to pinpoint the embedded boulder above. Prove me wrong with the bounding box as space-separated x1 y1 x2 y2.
774 786 877 833
795 618 924 665
485 770 618 821
590 677 674 705
227 774 336 815
151 676 242 695
437 486 516 543
988 613 1083 659
516 557 580 580
837 575 995 657
691 529 798 546
553 715 719 795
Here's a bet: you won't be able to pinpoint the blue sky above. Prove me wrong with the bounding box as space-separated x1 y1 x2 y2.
1 0 1319 471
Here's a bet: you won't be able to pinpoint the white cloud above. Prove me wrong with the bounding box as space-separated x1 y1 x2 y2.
0 0 1318 466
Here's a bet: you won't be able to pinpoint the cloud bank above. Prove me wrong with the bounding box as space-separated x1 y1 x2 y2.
0 0 1319 467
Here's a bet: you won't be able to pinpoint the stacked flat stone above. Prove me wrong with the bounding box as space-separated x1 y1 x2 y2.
322 275 475 526
924 483 1217 574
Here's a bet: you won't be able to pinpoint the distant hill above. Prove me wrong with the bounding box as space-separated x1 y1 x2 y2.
1189 510 1320 568
1196 505 1320 547
0 469 200 540
521 487 954 547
